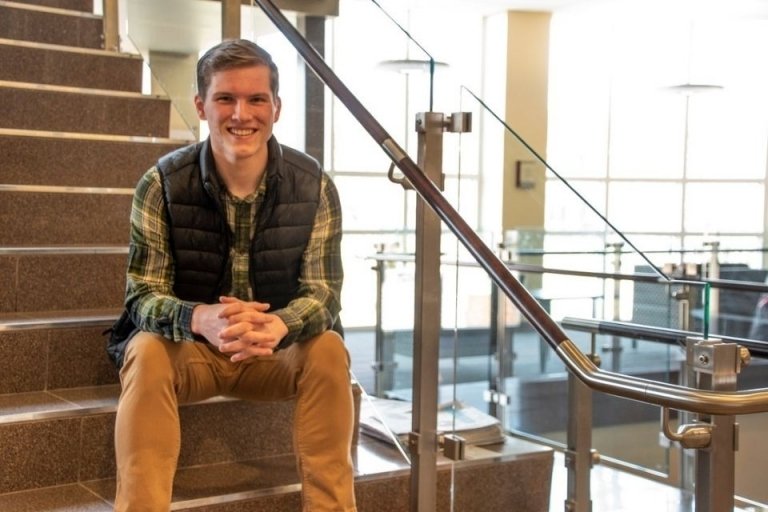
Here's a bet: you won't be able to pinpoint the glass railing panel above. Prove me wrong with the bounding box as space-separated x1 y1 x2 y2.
453 83 692 483
117 0 209 141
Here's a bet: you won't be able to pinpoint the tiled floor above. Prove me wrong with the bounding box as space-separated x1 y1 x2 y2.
549 450 768 512
548 451 693 512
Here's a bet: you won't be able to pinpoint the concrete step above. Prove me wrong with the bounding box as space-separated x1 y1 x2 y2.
0 1 103 49
8 0 92 12
0 190 131 246
0 412 552 512
0 39 143 92
0 129 187 188
0 82 171 137
0 249 127 313
0 389 296 496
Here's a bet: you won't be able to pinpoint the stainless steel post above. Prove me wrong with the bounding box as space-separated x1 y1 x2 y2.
487 278 512 422
703 241 720 322
687 337 742 512
409 112 445 512
371 245 395 396
565 365 596 511
604 242 624 371
409 111 471 512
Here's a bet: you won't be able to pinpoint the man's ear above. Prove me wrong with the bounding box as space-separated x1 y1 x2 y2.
274 96 282 123
194 95 206 120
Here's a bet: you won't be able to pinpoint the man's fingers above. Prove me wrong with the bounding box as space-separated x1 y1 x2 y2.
223 311 274 325
218 296 270 311
218 327 276 347
218 337 275 361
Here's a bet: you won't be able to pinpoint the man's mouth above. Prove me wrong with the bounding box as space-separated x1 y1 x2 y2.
229 128 256 136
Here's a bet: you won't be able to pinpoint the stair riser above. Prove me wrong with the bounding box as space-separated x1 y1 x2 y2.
0 44 143 92
0 88 170 137
0 401 295 495
1 135 184 188
0 5 102 49
9 0 93 12
0 192 131 246
0 253 127 313
0 326 118 394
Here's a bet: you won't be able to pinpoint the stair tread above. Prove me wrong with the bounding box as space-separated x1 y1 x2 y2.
0 308 121 327
0 384 280 424
0 79 166 99
0 0 98 16
0 127 192 145
0 436 550 511
0 483 112 512
0 385 120 422
0 37 139 59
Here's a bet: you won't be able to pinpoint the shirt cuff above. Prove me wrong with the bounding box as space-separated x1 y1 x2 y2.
272 308 304 348
174 301 200 343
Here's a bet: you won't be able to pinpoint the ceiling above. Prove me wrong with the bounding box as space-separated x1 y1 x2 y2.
123 0 768 56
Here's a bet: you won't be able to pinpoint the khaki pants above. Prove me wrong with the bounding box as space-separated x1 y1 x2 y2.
114 330 357 512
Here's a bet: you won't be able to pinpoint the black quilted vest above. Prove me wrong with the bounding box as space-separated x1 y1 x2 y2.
161 138 321 305
106 137 322 367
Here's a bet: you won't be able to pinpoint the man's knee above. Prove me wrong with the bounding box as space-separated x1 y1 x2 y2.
120 332 176 387
304 330 350 370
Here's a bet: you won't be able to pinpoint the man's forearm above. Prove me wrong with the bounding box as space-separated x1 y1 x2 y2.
126 288 198 343
272 295 338 347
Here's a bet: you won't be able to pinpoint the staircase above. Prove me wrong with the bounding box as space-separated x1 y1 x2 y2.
0 0 553 510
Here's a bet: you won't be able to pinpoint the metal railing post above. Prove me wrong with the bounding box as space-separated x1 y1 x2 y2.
371 246 396 396
604 242 624 371
703 241 721 324
408 111 471 512
686 337 744 512
565 372 596 512
487 276 513 422
409 112 446 512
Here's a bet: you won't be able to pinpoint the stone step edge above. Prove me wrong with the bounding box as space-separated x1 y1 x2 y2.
0 127 194 145
0 308 120 332
0 37 141 60
0 0 99 18
0 79 168 100
0 386 238 426
0 246 127 257
171 481 303 511
0 183 134 195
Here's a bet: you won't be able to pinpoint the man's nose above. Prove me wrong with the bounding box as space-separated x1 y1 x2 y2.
232 100 251 120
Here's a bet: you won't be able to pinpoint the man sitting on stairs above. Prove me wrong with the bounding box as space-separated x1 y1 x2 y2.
106 38 356 512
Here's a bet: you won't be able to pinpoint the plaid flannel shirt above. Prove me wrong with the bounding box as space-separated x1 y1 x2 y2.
124 164 343 347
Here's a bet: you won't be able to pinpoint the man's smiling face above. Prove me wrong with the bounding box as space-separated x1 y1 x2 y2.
195 64 281 167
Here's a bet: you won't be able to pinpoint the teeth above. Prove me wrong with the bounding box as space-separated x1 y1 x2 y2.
230 128 254 136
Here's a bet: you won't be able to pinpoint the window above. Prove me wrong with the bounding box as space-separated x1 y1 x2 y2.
547 6 768 258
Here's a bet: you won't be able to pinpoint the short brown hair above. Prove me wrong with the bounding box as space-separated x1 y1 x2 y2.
196 39 280 99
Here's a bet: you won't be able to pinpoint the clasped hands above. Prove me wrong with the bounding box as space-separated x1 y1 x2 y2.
191 296 289 362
